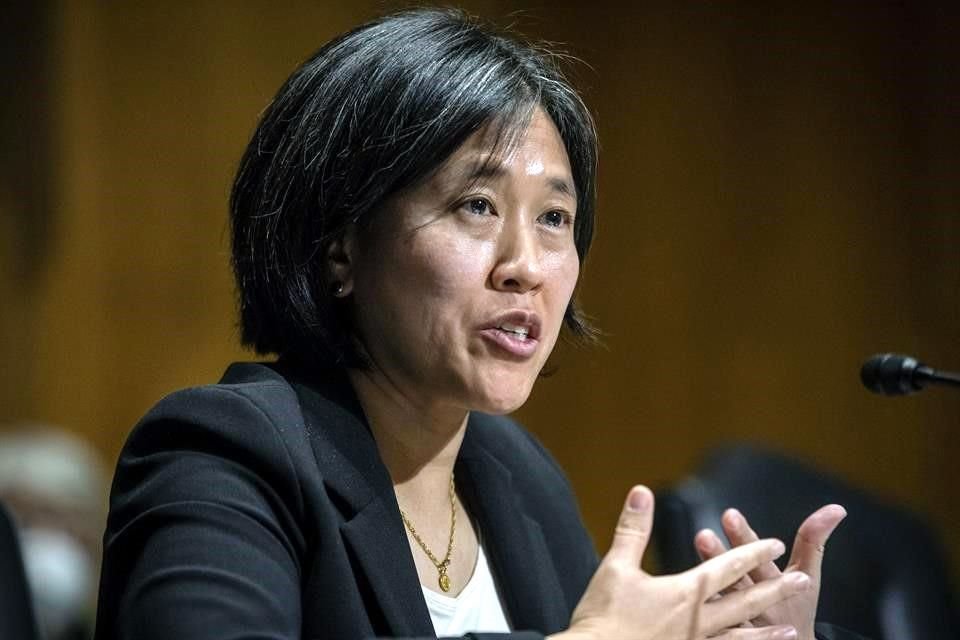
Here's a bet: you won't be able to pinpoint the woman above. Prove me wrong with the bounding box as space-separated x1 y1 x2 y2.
95 9 861 640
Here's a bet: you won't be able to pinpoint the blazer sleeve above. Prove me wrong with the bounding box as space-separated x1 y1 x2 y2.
95 384 309 640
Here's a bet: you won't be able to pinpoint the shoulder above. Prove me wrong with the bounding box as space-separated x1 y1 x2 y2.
126 362 307 468
129 361 353 459
141 361 300 427
113 362 367 521
111 362 317 530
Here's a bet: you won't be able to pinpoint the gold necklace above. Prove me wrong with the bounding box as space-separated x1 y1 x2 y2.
398 472 456 593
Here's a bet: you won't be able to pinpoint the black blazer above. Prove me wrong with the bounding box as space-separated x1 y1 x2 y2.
94 362 598 640
94 362 866 640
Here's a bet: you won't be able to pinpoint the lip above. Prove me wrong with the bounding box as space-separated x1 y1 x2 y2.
479 310 542 359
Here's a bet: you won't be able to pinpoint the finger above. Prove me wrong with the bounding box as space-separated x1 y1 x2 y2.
685 572 709 640
787 504 847 584
722 509 780 583
704 571 812 632
708 625 798 640
695 529 754 591
605 485 654 568
688 537 785 596
695 528 726 562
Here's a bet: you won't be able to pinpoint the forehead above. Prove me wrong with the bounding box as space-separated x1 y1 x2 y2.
433 108 576 195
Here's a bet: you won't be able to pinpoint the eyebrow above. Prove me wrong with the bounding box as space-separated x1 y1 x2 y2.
455 160 577 201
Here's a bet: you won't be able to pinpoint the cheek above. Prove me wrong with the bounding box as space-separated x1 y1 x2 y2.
358 230 495 337
546 248 581 311
405 233 495 296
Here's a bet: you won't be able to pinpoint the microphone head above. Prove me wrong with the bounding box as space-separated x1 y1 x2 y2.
860 353 924 396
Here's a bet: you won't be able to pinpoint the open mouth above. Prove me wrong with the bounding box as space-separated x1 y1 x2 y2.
480 311 542 358
498 322 531 340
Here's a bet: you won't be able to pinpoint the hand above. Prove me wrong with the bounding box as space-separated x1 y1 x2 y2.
694 505 847 640
553 486 812 640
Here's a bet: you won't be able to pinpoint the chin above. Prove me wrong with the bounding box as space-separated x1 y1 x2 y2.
471 379 536 415
477 399 525 416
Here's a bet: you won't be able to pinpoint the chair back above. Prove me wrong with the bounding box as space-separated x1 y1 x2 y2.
654 444 960 640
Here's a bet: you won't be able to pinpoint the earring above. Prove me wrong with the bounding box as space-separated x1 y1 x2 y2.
331 281 345 297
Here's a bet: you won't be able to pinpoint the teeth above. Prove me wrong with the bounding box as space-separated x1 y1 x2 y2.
499 323 529 339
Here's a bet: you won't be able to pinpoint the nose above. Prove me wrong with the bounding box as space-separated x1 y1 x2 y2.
490 219 543 294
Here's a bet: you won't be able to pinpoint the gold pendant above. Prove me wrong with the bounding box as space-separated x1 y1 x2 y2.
438 572 451 592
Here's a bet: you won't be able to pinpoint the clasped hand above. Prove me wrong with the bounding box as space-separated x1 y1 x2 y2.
553 486 846 640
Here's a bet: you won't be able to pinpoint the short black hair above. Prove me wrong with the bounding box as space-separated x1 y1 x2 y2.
231 7 598 367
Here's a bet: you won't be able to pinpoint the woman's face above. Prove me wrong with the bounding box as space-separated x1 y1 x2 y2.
348 108 580 415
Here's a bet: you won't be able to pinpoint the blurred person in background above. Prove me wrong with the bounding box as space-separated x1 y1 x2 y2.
0 425 108 640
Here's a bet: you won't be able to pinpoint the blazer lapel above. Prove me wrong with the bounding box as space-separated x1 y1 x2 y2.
287 369 434 637
339 496 434 636
456 419 569 634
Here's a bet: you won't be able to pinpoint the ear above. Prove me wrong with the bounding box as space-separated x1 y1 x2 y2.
326 224 357 297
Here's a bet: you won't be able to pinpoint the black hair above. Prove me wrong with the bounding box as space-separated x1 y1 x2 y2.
231 7 598 367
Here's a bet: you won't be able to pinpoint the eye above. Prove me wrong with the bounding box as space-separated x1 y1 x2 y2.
462 198 492 216
539 210 573 228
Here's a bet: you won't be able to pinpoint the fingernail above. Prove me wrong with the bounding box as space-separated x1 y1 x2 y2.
771 540 786 557
774 626 798 640
628 488 650 511
786 572 811 590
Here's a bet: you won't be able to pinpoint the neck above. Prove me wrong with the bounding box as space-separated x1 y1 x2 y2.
347 366 468 492
348 364 481 597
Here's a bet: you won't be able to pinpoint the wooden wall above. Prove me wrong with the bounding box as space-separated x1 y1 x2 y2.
2 1 958 582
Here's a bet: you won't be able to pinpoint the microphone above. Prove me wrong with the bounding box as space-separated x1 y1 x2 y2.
860 353 960 396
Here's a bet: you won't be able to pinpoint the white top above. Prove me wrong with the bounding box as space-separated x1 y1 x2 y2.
421 543 511 636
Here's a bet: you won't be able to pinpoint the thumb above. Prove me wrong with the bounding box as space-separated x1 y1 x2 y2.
606 485 655 568
788 504 847 584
